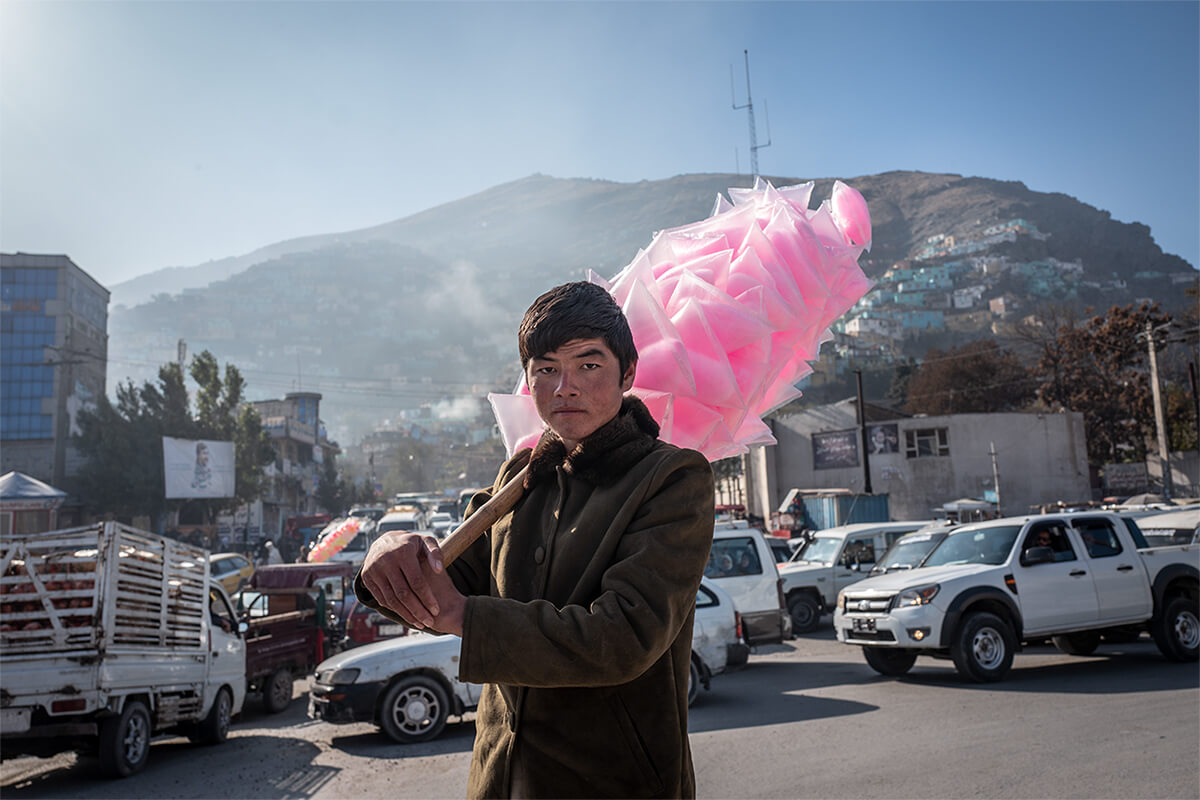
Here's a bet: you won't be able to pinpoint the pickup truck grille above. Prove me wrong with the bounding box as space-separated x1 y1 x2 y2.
846 629 896 642
842 595 894 614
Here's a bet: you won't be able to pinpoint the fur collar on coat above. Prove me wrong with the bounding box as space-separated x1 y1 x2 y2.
523 396 661 489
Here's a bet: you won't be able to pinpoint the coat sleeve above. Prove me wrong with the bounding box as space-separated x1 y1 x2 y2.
458 448 715 688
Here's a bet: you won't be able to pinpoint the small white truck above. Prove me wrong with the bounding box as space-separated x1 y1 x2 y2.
833 512 1199 681
1 522 246 776
778 520 934 633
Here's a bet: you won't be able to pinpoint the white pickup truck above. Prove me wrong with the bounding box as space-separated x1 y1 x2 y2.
1 523 246 776
834 512 1199 681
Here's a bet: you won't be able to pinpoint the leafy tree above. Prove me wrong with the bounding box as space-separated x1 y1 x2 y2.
1028 302 1173 463
74 351 274 523
903 339 1035 415
315 455 357 516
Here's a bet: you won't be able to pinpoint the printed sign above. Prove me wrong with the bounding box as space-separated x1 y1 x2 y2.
163 437 235 499
813 430 860 470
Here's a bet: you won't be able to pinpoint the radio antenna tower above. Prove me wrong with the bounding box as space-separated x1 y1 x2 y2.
731 49 771 177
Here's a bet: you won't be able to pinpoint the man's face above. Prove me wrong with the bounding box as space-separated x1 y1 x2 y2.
527 337 635 451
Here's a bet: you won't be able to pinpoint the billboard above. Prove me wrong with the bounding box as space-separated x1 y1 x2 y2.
866 424 899 455
163 437 235 499
812 430 860 470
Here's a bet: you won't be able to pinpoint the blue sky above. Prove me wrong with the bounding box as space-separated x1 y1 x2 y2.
2 1 1197 288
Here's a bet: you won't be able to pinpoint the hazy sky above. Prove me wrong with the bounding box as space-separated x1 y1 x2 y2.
2 0 1197 289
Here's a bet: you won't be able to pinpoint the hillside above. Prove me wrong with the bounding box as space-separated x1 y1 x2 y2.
106 171 1197 443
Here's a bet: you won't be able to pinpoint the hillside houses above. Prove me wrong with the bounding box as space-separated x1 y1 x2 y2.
827 216 1148 374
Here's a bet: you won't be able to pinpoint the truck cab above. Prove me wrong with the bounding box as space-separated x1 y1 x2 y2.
779 520 933 633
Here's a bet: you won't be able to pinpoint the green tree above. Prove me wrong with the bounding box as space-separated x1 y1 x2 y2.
73 351 274 522
903 339 1035 415
315 455 355 516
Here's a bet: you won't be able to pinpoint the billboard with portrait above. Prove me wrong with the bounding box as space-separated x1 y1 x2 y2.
866 424 900 455
163 437 235 499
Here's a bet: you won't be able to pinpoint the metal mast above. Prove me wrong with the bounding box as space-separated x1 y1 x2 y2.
731 49 771 177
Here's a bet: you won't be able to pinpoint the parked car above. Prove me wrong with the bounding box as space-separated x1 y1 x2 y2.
309 577 748 741
428 512 455 538
868 523 956 576
704 520 792 645
690 576 750 705
341 595 411 648
209 551 255 595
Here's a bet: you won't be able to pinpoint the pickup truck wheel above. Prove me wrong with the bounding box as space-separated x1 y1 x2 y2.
1152 596 1200 662
98 699 151 777
263 667 292 713
951 612 1015 682
862 646 917 676
379 676 449 743
788 593 820 634
1052 631 1101 656
191 687 233 745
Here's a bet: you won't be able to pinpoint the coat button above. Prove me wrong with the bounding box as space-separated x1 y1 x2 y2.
534 546 545 564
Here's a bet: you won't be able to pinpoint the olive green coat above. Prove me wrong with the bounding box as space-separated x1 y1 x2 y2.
360 397 714 798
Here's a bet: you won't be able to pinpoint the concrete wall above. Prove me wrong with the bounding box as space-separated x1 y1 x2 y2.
764 401 1091 521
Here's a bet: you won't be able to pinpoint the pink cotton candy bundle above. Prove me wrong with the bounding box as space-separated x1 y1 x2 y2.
490 177 873 461
308 517 361 563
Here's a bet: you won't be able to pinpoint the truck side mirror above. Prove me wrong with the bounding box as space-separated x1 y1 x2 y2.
1022 545 1054 566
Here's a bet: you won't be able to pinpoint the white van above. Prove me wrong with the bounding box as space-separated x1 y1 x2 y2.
703 520 792 646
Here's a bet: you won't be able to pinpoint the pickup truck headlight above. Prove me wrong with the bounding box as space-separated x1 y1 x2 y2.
836 589 846 611
318 667 361 685
892 584 940 609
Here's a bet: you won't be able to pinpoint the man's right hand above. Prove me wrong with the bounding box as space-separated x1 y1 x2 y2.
358 532 447 630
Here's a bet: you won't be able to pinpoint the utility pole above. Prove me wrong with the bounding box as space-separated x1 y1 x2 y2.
855 370 872 494
1143 320 1173 499
989 441 1002 517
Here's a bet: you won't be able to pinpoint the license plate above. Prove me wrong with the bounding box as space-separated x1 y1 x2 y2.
852 618 877 633
0 708 31 734
378 624 408 636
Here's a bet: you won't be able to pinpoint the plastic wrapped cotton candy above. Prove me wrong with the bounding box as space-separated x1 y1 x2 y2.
489 177 873 462
308 518 361 563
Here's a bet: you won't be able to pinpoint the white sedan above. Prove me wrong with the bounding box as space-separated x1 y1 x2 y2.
308 577 748 742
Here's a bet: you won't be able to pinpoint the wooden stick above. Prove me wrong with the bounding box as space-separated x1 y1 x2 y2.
439 466 530 565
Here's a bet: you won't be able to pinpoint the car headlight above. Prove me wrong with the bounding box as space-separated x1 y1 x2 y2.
892 584 940 609
318 667 360 685
836 589 846 611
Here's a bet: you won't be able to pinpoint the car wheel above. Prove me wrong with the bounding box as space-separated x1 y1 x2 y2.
1152 596 1200 663
1052 631 1101 656
378 676 450 743
263 667 292 713
788 593 820 634
98 699 151 777
862 646 918 677
687 659 701 707
950 612 1015 682
190 687 233 745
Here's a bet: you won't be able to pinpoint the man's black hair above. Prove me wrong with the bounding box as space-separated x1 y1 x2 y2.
518 282 637 375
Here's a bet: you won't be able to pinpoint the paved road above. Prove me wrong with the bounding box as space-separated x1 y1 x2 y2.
3 629 1197 799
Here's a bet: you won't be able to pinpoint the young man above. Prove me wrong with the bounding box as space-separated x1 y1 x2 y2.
356 282 715 798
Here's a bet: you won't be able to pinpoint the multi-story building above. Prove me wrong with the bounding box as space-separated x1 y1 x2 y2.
1 253 109 492
248 391 340 540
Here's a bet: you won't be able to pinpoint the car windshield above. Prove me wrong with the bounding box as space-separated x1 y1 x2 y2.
794 537 840 566
922 524 1022 567
872 534 942 574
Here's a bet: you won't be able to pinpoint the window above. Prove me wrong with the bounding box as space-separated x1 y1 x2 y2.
696 583 719 608
1074 519 1123 558
705 536 763 578
841 537 877 567
1021 522 1077 565
905 427 949 458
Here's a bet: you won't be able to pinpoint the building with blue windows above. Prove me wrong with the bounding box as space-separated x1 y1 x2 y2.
1 253 109 491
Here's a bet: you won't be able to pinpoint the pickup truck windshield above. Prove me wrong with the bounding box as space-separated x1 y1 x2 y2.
795 537 840 565
922 525 1022 567
872 534 943 574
